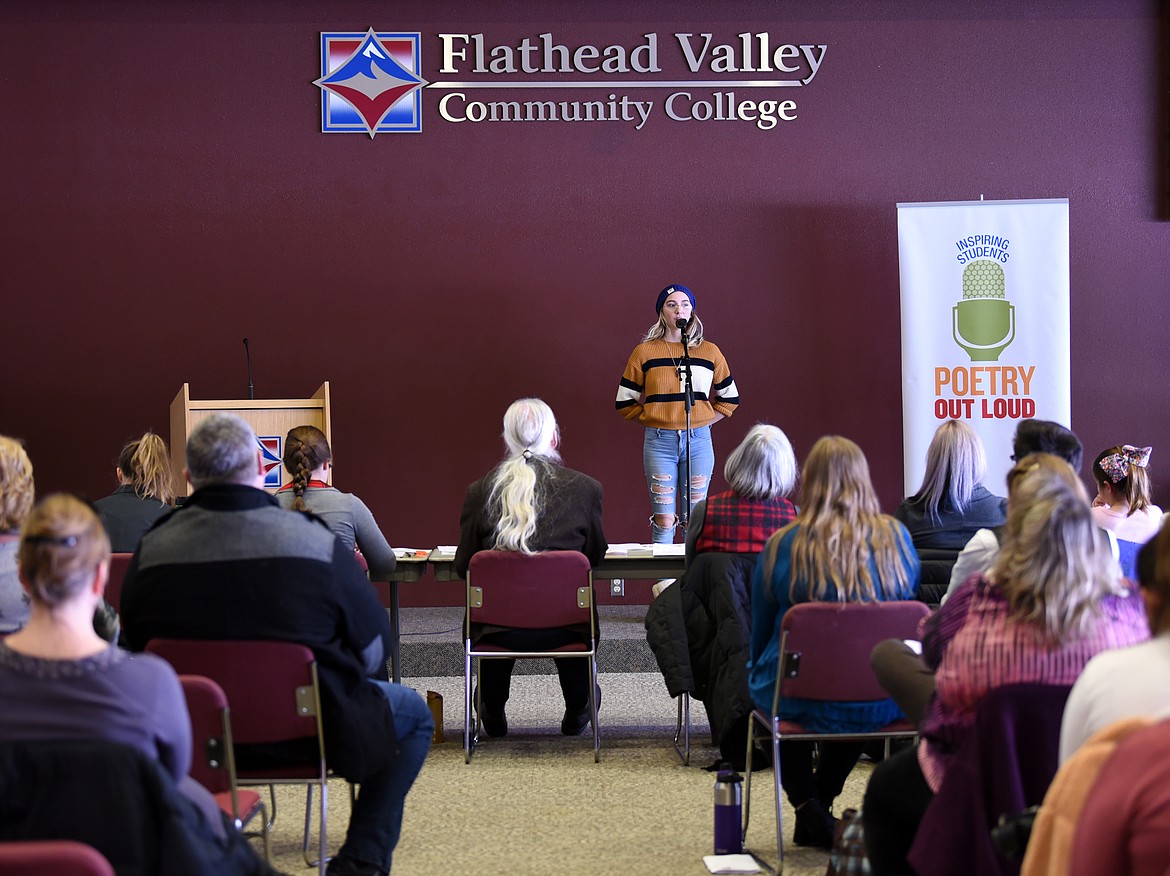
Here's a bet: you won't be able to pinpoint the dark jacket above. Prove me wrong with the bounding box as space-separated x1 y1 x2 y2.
454 458 607 577
644 552 758 749
93 484 170 553
121 484 396 782
0 739 275 876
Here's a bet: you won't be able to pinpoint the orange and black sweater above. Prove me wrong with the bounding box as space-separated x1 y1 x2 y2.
615 338 739 428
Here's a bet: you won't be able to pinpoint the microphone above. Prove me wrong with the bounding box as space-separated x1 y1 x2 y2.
243 338 254 400
676 318 690 333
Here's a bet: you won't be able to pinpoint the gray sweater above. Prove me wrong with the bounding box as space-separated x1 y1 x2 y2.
274 485 396 577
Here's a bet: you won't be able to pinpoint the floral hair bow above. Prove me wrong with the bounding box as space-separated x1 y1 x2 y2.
1100 445 1153 483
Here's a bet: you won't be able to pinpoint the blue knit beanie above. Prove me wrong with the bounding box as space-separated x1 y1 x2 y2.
655 283 696 315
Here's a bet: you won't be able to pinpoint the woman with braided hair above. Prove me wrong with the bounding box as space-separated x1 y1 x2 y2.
1091 444 1162 578
93 432 175 552
275 425 397 577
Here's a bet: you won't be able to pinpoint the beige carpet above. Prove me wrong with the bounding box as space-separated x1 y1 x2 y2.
261 672 873 876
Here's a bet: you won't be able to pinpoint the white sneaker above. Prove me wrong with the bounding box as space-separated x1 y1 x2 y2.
651 578 676 598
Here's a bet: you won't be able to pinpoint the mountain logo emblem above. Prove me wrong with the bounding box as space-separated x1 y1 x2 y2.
315 29 428 136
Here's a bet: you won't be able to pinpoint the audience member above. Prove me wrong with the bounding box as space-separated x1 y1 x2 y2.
0 492 274 874
645 423 798 766
894 419 1006 551
1059 523 1170 762
0 435 35 634
1090 444 1161 578
275 425 396 578
748 435 920 850
93 431 175 552
685 423 798 563
1065 718 1170 876
863 456 1149 876
454 398 607 738
121 413 431 876
944 418 1085 602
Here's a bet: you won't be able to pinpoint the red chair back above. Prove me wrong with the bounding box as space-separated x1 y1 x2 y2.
778 601 932 702
104 553 133 613
467 550 593 632
145 639 320 747
0 840 115 876
177 674 233 795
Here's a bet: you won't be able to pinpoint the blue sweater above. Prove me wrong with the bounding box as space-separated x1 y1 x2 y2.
748 520 920 732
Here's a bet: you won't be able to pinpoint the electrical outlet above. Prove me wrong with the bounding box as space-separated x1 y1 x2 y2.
610 578 624 597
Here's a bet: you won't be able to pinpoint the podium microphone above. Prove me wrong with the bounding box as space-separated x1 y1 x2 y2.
243 338 254 400
676 318 690 334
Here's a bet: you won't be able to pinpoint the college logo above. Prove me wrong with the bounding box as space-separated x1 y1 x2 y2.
257 436 283 488
315 29 427 136
953 259 1016 362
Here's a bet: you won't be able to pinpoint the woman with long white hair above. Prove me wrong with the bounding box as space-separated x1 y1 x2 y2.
454 399 607 738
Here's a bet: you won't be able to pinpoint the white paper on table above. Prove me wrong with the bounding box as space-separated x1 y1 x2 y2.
702 854 760 874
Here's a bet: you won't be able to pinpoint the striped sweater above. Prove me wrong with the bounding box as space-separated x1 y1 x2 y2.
615 338 739 429
918 574 1149 791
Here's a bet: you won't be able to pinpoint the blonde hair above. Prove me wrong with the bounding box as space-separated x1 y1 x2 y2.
488 399 562 554
908 420 988 522
119 432 174 505
763 436 913 603
991 455 1118 643
19 494 110 609
0 435 35 532
642 312 706 345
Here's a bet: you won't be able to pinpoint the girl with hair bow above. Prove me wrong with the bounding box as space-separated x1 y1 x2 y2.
1092 444 1162 577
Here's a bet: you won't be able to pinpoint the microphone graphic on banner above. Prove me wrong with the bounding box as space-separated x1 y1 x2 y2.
953 259 1015 362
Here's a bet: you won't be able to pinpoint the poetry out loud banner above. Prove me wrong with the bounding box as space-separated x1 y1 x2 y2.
898 198 1070 496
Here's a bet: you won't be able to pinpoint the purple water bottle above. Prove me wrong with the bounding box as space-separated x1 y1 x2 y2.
714 767 743 855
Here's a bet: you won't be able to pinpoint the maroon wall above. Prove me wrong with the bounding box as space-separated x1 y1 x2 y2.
3 2 1167 583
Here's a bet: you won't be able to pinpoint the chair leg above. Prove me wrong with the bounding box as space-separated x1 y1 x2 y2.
672 692 691 765
590 655 600 763
302 781 329 875
255 800 272 861
463 652 470 763
772 719 784 870
742 715 756 843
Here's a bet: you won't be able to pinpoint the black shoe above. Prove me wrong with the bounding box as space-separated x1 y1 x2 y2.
474 687 508 737
326 854 386 876
479 702 508 737
793 798 837 850
561 687 601 736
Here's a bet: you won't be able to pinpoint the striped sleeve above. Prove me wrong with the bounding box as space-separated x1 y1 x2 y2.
709 344 740 418
615 349 645 421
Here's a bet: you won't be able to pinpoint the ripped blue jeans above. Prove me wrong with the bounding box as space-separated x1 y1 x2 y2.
642 426 713 543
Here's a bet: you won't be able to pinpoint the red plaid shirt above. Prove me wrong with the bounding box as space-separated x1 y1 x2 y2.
694 490 798 555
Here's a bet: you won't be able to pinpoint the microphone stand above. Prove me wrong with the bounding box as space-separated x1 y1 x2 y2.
677 319 694 533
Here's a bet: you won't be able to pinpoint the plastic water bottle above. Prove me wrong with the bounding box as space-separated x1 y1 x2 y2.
714 767 743 855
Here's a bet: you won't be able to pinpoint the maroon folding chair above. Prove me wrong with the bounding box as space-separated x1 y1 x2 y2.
0 840 115 876
178 674 270 859
104 552 133 614
146 639 328 875
742 600 932 865
464 550 599 763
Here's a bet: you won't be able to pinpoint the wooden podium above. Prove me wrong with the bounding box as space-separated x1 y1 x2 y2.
169 382 332 495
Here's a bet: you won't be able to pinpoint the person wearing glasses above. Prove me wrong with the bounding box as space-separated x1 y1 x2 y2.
615 283 740 544
943 419 1084 603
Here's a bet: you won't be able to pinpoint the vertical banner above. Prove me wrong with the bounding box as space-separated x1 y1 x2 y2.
898 199 1070 496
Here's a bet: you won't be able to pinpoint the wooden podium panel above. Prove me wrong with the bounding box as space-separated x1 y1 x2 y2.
169 382 331 495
